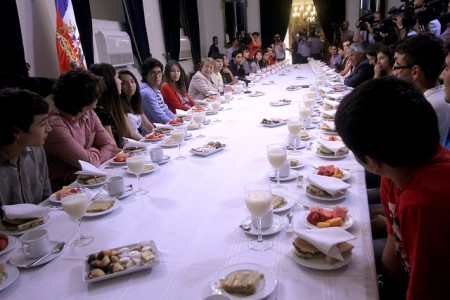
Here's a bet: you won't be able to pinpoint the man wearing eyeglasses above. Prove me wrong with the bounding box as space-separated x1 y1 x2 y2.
393 33 450 145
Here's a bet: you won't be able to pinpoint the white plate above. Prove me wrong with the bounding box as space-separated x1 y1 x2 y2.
0 236 18 256
140 136 166 142
84 199 121 217
83 240 160 283
9 240 64 268
270 101 291 106
269 170 299 182
0 264 19 291
205 110 217 115
184 133 193 140
240 215 285 236
248 92 265 97
261 120 286 127
303 124 316 130
300 210 354 230
109 159 127 165
315 151 348 160
48 188 93 204
211 263 277 300
77 177 107 188
262 81 275 85
273 196 296 214
153 155 170 165
159 138 178 148
126 163 159 175
320 128 339 135
305 188 349 201
0 215 51 236
315 169 351 181
310 117 321 124
289 159 306 170
290 247 351 270
189 146 226 157
285 141 306 150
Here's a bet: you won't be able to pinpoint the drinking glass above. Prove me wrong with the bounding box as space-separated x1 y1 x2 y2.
127 150 148 195
171 128 186 160
299 103 311 132
287 117 302 154
224 91 232 110
211 100 221 122
244 182 273 251
61 193 93 247
192 111 205 138
266 143 287 194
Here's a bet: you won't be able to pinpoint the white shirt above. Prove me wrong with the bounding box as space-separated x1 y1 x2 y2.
424 85 450 144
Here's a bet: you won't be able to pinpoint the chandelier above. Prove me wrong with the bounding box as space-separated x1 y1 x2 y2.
292 1 317 23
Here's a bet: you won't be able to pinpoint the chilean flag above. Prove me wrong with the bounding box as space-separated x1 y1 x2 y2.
54 0 85 73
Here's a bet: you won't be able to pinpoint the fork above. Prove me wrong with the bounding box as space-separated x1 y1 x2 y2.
286 213 293 234
297 175 304 187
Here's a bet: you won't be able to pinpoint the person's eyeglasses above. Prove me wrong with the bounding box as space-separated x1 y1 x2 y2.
149 71 163 77
392 64 414 71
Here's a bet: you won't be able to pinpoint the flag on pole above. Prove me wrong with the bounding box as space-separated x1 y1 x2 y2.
54 0 86 73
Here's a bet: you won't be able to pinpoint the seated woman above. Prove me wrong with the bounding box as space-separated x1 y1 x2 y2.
118 70 154 136
374 45 394 78
161 60 195 113
89 63 140 146
250 50 265 73
0 88 52 205
261 50 271 69
188 58 220 100
221 53 235 86
44 70 117 191
140 58 176 124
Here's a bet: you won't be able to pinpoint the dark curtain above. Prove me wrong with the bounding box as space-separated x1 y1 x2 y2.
260 0 293 48
72 0 94 68
0 0 27 88
122 0 152 64
159 0 180 61
313 0 346 43
236 1 245 33
224 2 236 41
181 0 201 66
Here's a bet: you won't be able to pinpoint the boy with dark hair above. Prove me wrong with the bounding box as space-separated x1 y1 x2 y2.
0 88 52 205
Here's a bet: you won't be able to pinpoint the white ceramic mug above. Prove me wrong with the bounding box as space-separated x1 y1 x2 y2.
251 208 273 229
104 176 124 196
149 146 164 162
20 229 52 258
279 161 291 178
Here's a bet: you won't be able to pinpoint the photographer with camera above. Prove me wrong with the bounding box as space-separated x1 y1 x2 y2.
295 29 311 64
354 11 383 43
333 20 354 45
272 33 287 62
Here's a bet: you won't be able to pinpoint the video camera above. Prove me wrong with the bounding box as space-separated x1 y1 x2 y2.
357 10 376 31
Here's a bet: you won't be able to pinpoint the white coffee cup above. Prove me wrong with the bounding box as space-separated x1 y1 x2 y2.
149 146 164 163
20 229 52 258
279 161 291 178
104 176 124 196
251 208 273 229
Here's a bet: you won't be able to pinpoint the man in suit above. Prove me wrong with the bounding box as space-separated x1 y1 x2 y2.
344 42 374 88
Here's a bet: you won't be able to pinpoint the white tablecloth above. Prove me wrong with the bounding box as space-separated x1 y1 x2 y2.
1 64 378 299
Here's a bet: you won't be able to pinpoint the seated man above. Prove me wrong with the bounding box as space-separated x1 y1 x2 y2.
344 42 374 87
335 77 450 299
0 88 52 205
228 49 246 79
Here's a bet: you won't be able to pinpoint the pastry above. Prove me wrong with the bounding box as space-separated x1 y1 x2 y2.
86 200 115 213
220 270 264 296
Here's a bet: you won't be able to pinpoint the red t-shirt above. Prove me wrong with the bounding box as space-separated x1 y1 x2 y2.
381 145 450 300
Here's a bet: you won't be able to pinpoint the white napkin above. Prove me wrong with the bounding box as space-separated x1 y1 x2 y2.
122 137 150 148
75 160 108 176
322 121 336 131
325 93 344 100
154 123 174 130
317 139 347 154
307 174 350 195
323 99 340 109
175 109 189 117
2 204 49 220
320 109 336 118
294 228 356 261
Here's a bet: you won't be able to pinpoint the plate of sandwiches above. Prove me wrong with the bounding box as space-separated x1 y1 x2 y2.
301 206 354 230
272 194 295 214
306 184 349 201
290 237 353 270
76 175 107 187
48 186 93 204
315 146 349 159
0 215 50 236
84 199 120 217
320 123 339 135
210 263 277 299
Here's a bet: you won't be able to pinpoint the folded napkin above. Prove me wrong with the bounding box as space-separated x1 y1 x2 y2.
322 121 336 131
294 227 356 261
325 93 344 100
2 204 49 220
307 174 350 195
75 160 108 176
317 139 347 154
320 109 336 118
122 137 150 148
154 123 174 130
323 99 340 109
175 109 189 117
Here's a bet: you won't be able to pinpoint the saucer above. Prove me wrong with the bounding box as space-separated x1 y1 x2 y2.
269 170 299 182
0 264 19 291
8 240 65 268
240 215 285 236
152 155 170 165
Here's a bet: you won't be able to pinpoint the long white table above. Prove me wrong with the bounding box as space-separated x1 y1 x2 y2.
1 64 379 299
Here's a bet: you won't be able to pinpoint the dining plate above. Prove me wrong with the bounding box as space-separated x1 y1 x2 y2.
248 92 265 97
320 128 339 135
0 215 51 236
262 80 275 85
48 188 93 204
290 247 351 270
84 199 121 217
239 215 285 236
260 119 286 127
140 136 166 142
289 159 306 170
305 189 349 201
153 155 170 165
77 177 107 188
315 169 351 181
83 240 160 283
285 141 307 150
269 170 299 182
189 146 226 157
0 264 19 291
0 236 18 256
9 240 64 268
315 151 348 160
273 195 296 214
300 210 354 230
109 159 127 165
126 163 159 175
270 101 291 106
210 263 277 300
159 138 179 148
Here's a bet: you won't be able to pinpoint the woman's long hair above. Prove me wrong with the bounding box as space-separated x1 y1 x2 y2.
118 70 143 115
163 60 188 95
